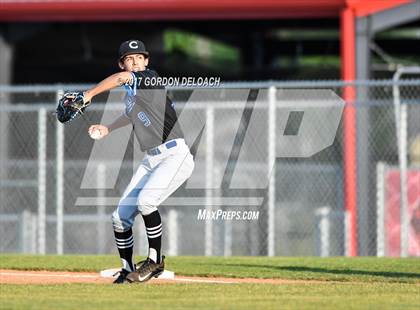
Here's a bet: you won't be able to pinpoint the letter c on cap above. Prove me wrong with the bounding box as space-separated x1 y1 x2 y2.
129 41 138 49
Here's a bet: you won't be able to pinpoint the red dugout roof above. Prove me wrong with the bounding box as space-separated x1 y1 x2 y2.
0 0 412 22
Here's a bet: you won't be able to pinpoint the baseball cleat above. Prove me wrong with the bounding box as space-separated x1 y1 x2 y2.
126 255 165 283
113 269 131 284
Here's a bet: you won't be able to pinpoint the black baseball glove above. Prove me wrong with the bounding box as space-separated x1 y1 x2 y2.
56 92 90 123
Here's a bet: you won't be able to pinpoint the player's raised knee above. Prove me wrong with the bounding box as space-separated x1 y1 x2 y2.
111 209 132 232
111 210 122 231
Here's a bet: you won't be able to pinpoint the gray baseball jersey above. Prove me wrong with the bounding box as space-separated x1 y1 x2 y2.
123 69 184 151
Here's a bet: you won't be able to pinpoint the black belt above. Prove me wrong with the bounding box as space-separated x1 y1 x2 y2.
146 140 178 156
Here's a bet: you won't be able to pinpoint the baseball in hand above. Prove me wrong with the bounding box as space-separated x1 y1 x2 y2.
89 128 102 140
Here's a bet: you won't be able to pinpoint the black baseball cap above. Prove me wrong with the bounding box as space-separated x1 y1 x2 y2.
119 40 149 61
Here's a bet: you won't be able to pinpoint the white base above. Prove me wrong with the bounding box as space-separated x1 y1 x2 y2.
100 268 175 280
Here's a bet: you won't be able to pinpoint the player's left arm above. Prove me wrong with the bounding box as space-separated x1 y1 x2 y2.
83 71 133 103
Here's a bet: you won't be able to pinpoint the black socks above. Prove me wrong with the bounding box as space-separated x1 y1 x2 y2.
114 228 134 272
142 210 162 264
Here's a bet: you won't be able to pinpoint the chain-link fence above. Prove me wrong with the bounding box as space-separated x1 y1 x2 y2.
0 79 419 256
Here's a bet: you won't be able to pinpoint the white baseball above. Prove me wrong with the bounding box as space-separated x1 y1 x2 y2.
89 129 102 140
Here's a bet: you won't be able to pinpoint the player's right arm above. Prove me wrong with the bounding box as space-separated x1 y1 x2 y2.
85 71 133 139
83 71 133 103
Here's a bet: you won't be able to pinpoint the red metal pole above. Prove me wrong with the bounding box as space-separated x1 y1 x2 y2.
340 7 358 256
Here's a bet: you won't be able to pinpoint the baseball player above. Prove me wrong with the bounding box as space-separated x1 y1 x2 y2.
82 40 194 283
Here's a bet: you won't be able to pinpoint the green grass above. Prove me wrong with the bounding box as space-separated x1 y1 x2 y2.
1 282 419 310
1 255 419 309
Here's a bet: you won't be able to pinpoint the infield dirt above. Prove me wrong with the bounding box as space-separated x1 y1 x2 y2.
0 269 327 285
